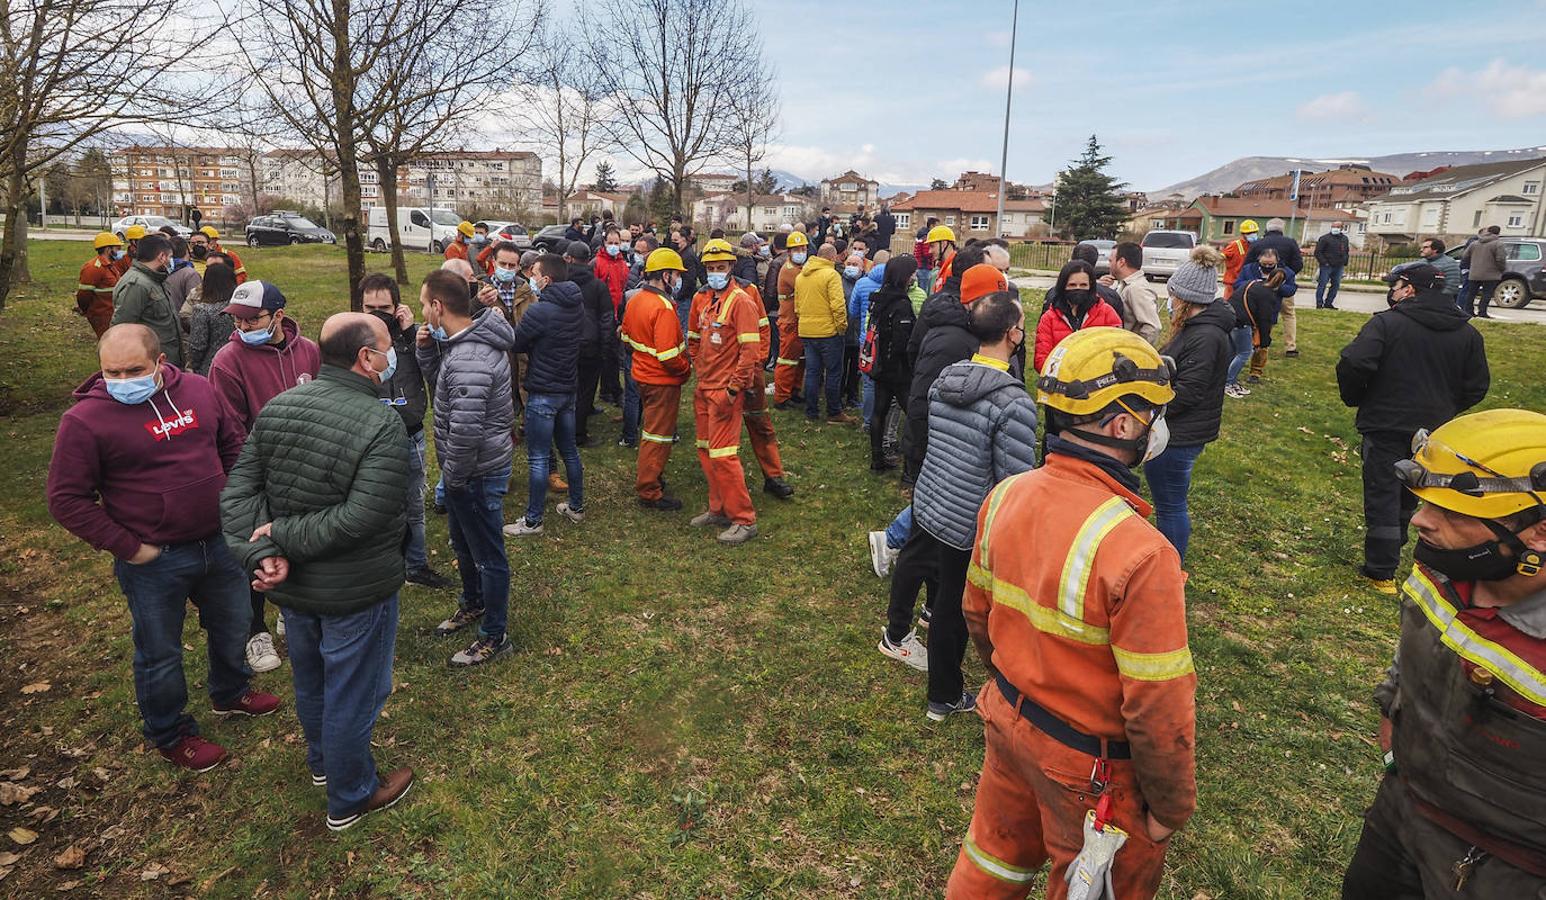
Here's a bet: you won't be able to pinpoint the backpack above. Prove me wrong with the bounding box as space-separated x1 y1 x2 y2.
858 321 878 375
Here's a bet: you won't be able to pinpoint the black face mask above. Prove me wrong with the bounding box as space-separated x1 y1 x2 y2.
190 244 209 260
1064 289 1094 308
1414 518 1544 582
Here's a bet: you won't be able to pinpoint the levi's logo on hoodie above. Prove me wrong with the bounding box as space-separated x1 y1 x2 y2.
146 408 199 440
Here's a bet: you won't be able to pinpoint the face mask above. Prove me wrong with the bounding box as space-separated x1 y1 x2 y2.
606 244 621 257
1331 228 1342 235
111 249 125 260
190 244 208 260
706 272 729 291
371 346 397 382
104 373 159 405
1414 531 1531 583
1140 414 1169 464
494 266 518 283
472 235 488 245
844 266 861 280
1260 262 1276 272
759 246 770 258
428 322 449 341
1245 233 1260 244
238 320 276 346
1064 289 1094 308
532 275 550 294
791 252 808 265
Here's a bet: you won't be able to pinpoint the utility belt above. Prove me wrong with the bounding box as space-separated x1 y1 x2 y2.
995 673 1131 760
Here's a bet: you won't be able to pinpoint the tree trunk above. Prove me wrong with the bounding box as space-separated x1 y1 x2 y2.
671 162 686 222
329 2 365 311
0 156 34 311
379 155 409 285
745 152 754 233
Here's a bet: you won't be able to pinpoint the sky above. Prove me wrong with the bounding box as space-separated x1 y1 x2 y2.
730 0 1546 191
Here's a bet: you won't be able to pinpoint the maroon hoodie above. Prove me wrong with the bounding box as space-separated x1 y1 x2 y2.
206 315 321 428
46 364 247 561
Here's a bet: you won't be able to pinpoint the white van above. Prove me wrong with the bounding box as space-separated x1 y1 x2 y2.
1140 230 1198 281
367 207 462 253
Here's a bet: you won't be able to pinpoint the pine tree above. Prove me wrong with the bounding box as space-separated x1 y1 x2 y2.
593 160 618 193
1053 135 1128 240
753 167 778 195
929 178 948 191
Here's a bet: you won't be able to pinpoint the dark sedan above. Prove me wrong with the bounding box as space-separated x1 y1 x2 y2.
245 212 337 247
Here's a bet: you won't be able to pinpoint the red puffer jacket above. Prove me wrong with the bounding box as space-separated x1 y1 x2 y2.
1033 299 1122 374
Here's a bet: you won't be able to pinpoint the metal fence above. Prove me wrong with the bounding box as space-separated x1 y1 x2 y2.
1007 240 1418 283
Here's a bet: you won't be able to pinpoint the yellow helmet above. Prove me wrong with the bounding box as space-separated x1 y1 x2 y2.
927 225 957 244
457 221 475 238
1239 219 1260 235
644 247 686 273
784 231 810 249
699 238 736 264
1398 409 1546 521
198 225 220 239
124 224 148 241
1036 327 1175 416
93 232 123 250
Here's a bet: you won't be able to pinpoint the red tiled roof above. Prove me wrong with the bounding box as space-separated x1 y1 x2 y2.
891 190 1044 214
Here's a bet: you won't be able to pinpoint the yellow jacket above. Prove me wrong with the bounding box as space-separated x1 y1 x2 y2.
794 256 847 339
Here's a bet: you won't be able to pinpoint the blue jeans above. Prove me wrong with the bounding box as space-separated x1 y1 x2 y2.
1144 443 1206 561
113 538 252 748
802 335 846 419
524 392 584 523
1226 325 1253 386
918 269 934 295
675 295 693 336
861 374 875 428
885 505 913 550
1316 265 1343 307
404 430 428 570
620 353 641 445
281 594 398 819
433 476 445 508
445 464 511 640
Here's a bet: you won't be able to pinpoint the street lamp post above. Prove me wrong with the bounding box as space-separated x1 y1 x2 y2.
994 0 1020 239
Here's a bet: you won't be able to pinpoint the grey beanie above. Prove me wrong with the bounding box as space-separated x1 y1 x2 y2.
1167 245 1224 305
740 231 760 247
519 249 540 267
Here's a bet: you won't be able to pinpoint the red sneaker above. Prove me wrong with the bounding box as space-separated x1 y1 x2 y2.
212 690 282 718
158 734 228 773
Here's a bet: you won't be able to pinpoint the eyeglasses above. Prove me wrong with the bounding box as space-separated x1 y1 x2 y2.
1396 429 1546 500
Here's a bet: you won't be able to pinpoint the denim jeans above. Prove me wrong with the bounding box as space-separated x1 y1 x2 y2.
1316 265 1343 307
433 476 445 509
1144 443 1206 561
1226 325 1253 386
802 335 846 419
524 392 584 523
861 374 875 428
404 430 429 570
885 505 913 550
445 463 511 641
918 268 934 295
620 352 641 445
281 594 398 819
113 538 252 748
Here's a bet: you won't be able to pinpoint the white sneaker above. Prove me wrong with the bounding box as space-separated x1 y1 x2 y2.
868 531 899 578
557 502 584 523
878 629 929 672
246 633 281 673
275 614 285 640
503 518 544 537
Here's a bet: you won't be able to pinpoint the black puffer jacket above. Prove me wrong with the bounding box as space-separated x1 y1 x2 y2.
1160 300 1235 447
379 323 429 436
569 264 616 359
867 263 918 385
1336 289 1490 435
512 280 584 395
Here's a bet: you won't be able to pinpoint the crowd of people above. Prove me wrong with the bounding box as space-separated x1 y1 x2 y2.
44 205 1546 898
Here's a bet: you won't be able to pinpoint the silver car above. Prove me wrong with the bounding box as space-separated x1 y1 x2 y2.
1141 230 1197 281
1075 239 1117 277
110 215 193 240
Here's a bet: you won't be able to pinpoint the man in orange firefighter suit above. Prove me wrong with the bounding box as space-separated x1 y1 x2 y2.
197 226 247 283
620 248 691 512
927 224 959 289
1219 218 1259 300
114 224 147 277
948 327 1196 899
772 230 808 409
77 232 126 337
684 239 765 545
689 240 795 502
1342 409 1546 897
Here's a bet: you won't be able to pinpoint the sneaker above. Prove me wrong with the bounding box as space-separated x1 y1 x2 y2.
326 767 414 832
618 438 638 449
827 412 859 425
716 523 759 545
1360 567 1399 596
503 518 544 537
432 501 446 516
434 606 484 637
638 495 684 512
548 472 568 494
246 633 281 673
927 690 978 722
212 689 282 718
557 501 584 523
763 477 795 499
1285 349 1299 358
405 567 455 589
310 770 327 788
878 629 929 672
449 634 513 668
867 531 899 578
691 511 732 529
1247 375 1261 384
919 606 933 630
870 457 898 472
158 734 228 773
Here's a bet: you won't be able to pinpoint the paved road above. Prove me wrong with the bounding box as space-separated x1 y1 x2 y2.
1011 273 1546 326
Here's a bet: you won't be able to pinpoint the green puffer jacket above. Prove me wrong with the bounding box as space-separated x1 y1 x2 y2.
221 366 410 615
111 262 185 367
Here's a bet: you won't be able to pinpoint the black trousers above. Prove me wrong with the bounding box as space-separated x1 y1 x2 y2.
842 344 861 407
927 540 971 705
574 353 602 442
870 377 908 464
1361 431 1417 580
1473 279 1499 317
250 589 268 637
886 520 938 644
600 347 620 402
901 394 929 483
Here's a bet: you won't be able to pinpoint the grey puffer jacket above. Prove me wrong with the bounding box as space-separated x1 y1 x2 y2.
914 360 1040 550
417 307 514 487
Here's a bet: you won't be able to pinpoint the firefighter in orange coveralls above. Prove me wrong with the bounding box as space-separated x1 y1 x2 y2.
772 231 808 408
197 226 247 283
948 327 1196 899
685 239 764 545
620 248 691 511
77 233 125 337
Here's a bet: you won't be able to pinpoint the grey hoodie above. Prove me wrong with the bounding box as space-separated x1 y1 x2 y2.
914 359 1040 550
419 307 515 486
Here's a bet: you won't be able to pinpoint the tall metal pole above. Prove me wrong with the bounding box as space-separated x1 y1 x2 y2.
994 0 1019 238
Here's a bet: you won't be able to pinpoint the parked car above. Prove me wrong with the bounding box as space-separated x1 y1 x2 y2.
367 206 463 253
1387 237 1546 309
245 211 336 247
111 215 192 240
479 221 532 251
1140 230 1197 281
530 224 570 252
1075 239 1116 277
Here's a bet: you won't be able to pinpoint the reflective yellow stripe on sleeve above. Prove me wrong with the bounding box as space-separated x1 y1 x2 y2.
686 331 701 340
737 333 760 344
656 343 685 361
1406 569 1546 707
1111 644 1195 682
77 283 114 293
757 317 769 327
775 357 801 366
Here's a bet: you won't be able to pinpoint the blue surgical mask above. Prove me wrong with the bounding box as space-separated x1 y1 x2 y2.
372 346 397 382
429 323 449 342
791 252 808 265
111 249 125 261
706 272 729 291
1245 233 1260 244
606 244 621 257
758 245 770 258
104 373 159 405
844 266 861 280
493 266 518 283
238 320 275 346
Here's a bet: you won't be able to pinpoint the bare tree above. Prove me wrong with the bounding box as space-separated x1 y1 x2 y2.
516 20 610 229
723 57 780 233
587 0 766 213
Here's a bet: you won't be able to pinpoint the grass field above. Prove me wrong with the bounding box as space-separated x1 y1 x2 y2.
1 241 1544 897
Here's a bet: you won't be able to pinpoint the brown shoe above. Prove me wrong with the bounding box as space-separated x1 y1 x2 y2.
326 766 414 832
548 472 568 493
826 412 858 425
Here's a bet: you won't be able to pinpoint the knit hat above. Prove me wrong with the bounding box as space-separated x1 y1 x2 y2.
1167 246 1224 305
739 231 760 247
520 250 539 268
960 264 1009 304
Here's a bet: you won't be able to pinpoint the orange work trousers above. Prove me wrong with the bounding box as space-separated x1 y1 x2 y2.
946 679 1170 900
635 382 681 501
741 369 784 479
694 387 754 525
773 311 803 404
86 301 114 338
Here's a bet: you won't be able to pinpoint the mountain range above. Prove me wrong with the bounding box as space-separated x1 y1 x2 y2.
1147 146 1546 200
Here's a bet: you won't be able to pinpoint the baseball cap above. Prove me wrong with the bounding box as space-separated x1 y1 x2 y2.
960 263 1010 304
1392 263 1442 292
224 280 287 320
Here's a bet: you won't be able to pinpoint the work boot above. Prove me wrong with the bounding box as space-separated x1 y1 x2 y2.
716 523 759 545
548 472 568 494
326 767 414 832
405 566 454 589
763 477 794 499
691 511 732 529
827 412 859 425
870 456 897 472
638 495 684 512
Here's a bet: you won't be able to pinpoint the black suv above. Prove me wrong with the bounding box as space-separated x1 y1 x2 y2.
245 212 337 247
1446 236 1546 309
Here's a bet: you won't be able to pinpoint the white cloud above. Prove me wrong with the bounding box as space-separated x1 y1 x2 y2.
980 66 1032 91
1295 91 1368 121
1429 60 1546 119
986 31 1012 48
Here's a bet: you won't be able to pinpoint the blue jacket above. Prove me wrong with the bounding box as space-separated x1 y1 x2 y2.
1234 262 1298 298
848 263 886 333
512 280 584 395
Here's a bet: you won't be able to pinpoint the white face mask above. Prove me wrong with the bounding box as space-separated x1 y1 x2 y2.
1141 414 1170 464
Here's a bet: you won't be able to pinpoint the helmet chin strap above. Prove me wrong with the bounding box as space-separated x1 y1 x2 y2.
1484 514 1546 577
